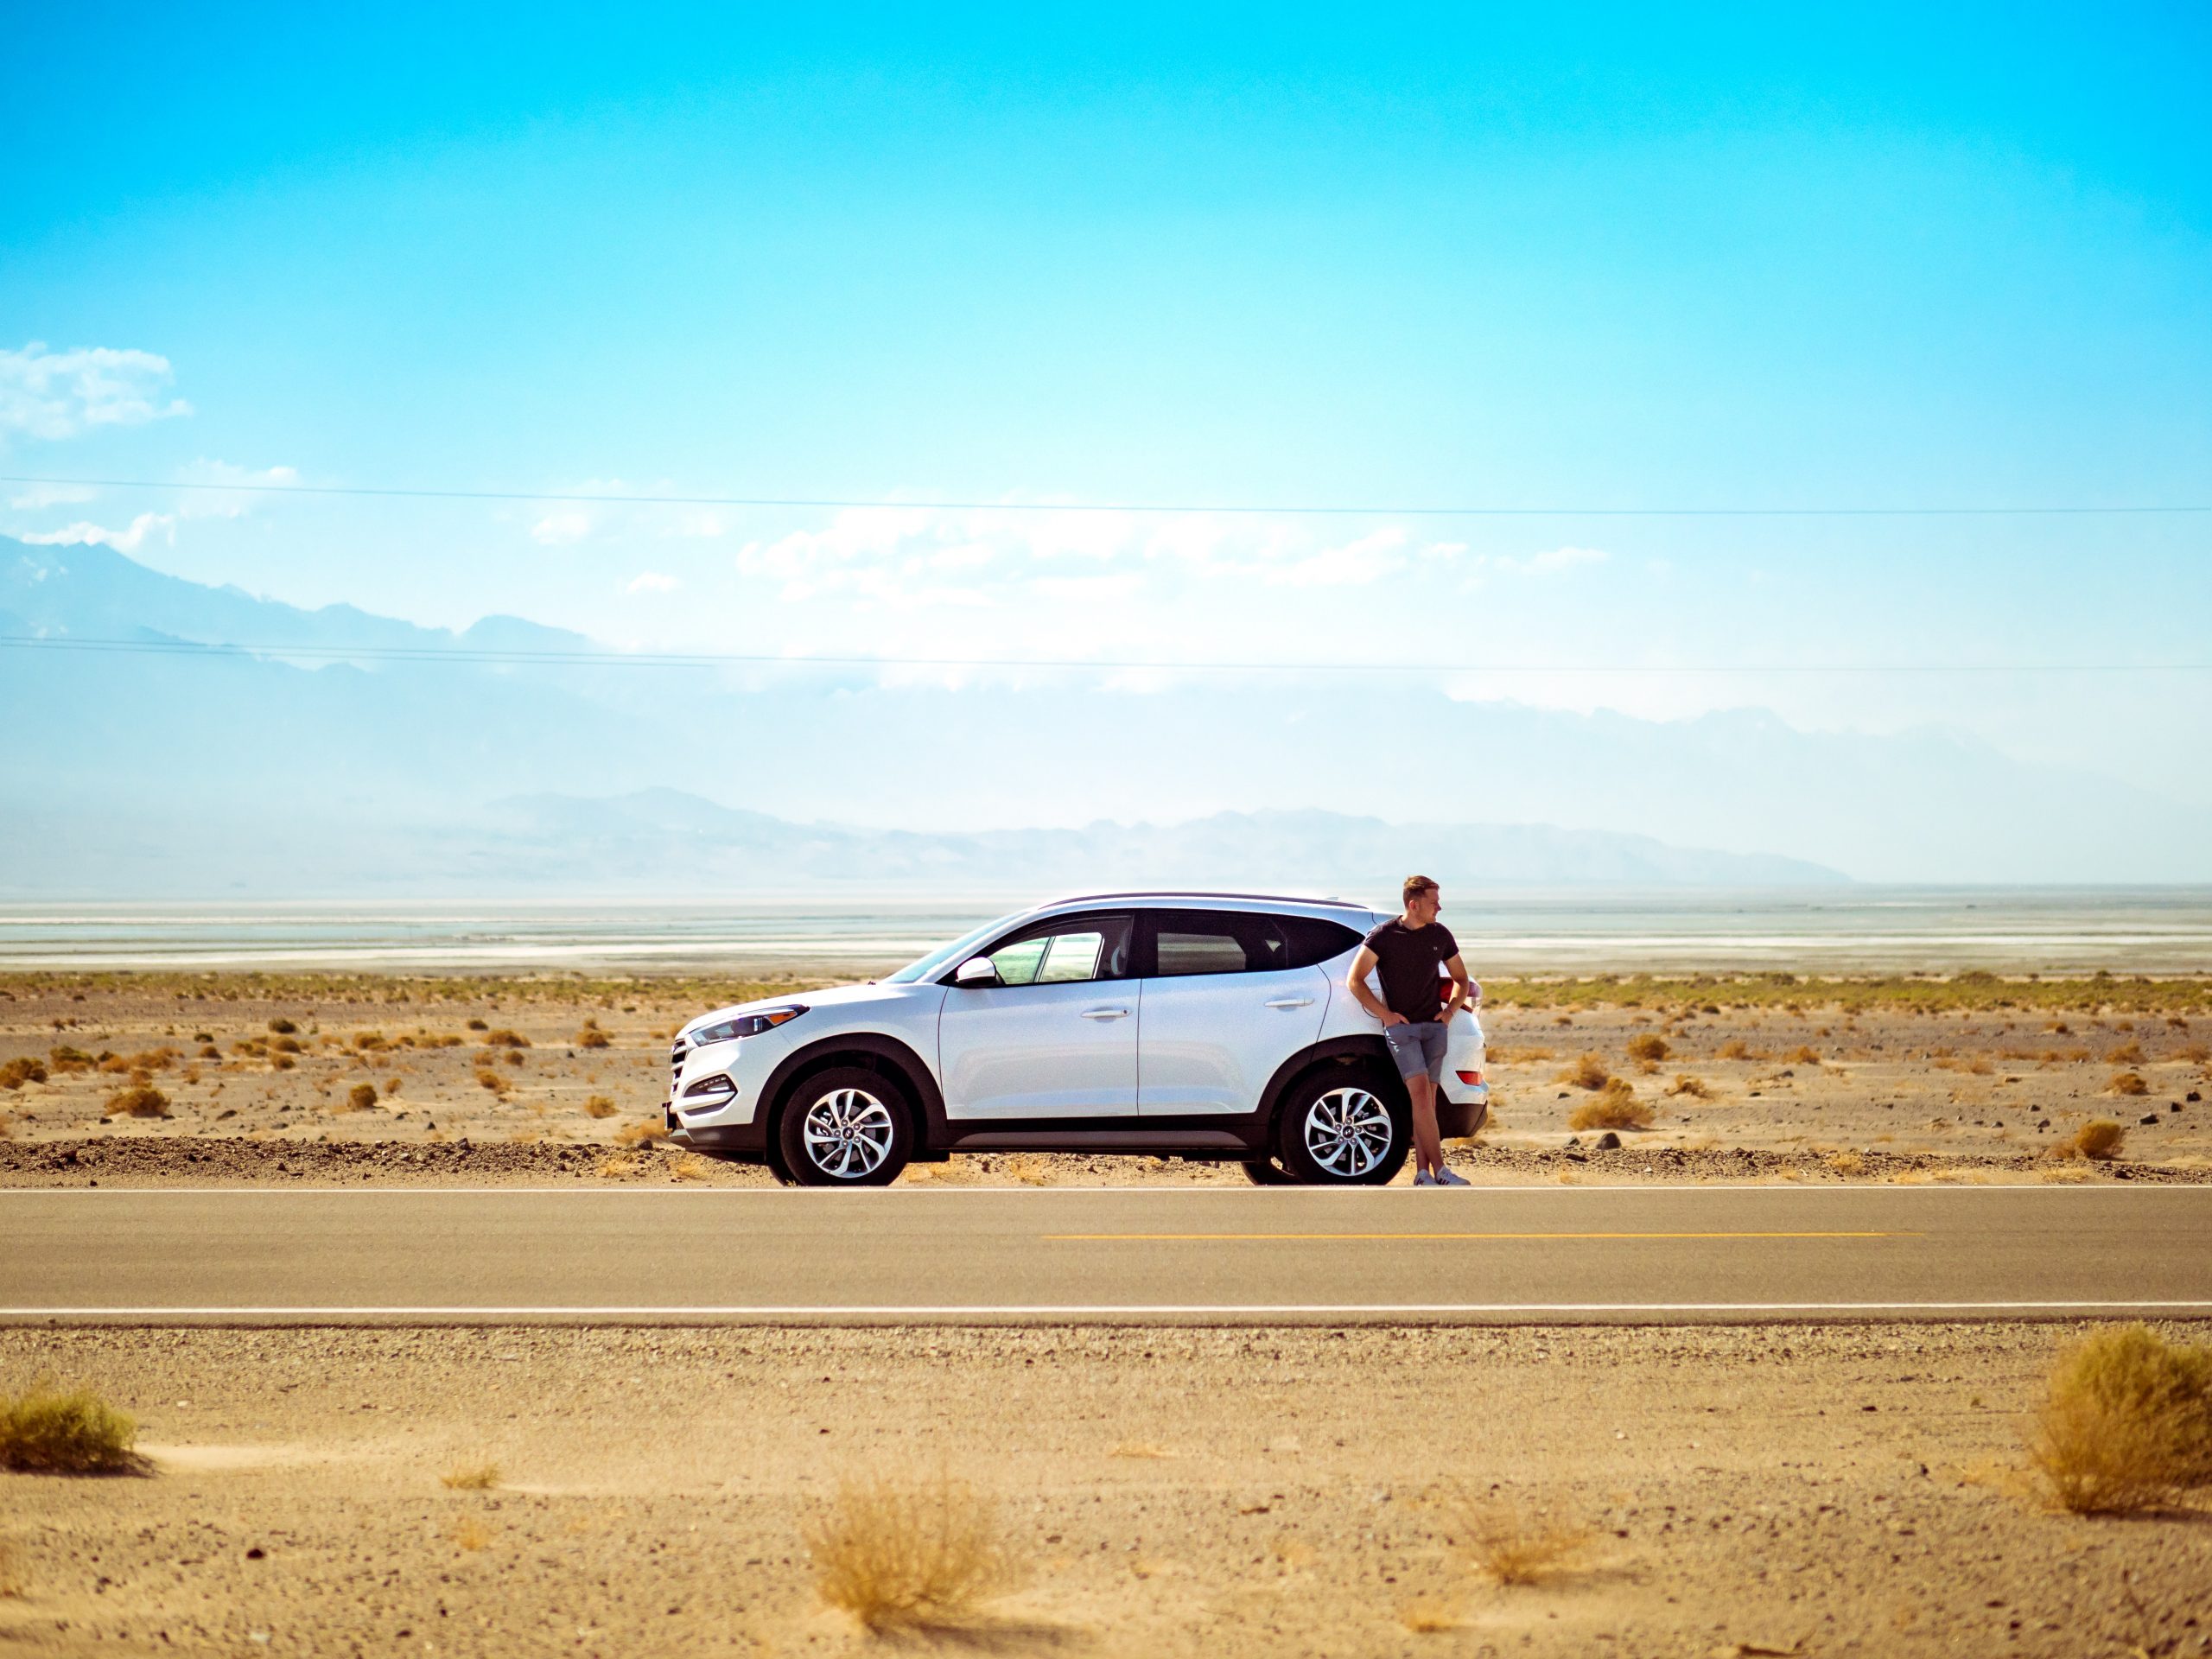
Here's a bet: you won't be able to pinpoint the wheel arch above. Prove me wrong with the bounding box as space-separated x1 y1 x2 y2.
759 1032 946 1152
1255 1035 1408 1141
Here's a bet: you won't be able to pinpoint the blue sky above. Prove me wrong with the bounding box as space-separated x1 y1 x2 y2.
5 2 2211 797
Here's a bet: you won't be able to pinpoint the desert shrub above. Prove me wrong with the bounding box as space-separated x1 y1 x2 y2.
1624 1033 1669 1063
582 1095 618 1118
1785 1045 1821 1065
2108 1071 2149 1096
102 1085 169 1119
481 1028 531 1049
575 1024 612 1049
2028 1325 2212 1513
346 1083 378 1111
270 1035 302 1055
474 1069 506 1094
466 1018 488 1031
1665 1073 1712 1099
0 1382 140 1473
1450 1499 1590 1586
2047 1120 2126 1161
1567 1081 1653 1132
441 1462 499 1491
2107 1041 2145 1065
669 1153 709 1182
47 1046 92 1072
805 1476 1025 1632
1718 1039 1754 1060
596 1153 642 1178
615 1120 665 1147
196 1044 220 1059
1556 1053 1611 1090
0 1058 48 1090
268 1018 297 1034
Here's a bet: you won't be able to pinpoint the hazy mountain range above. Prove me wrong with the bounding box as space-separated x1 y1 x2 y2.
3 537 2201 895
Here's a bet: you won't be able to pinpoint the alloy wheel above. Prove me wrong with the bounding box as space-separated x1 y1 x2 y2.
801 1086 895 1179
1302 1086 1393 1179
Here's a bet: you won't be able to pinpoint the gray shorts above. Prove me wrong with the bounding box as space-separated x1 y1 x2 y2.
1383 1020 1448 1084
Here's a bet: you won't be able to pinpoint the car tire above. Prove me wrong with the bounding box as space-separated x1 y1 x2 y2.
1274 1065 1408 1186
776 1065 914 1187
1239 1157 1295 1185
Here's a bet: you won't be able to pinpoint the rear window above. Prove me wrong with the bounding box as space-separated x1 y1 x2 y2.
1148 911 1363 976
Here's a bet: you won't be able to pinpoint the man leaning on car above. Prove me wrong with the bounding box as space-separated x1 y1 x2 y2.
1346 874 1473 1186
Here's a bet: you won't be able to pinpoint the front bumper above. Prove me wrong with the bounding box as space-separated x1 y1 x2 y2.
665 1114 771 1162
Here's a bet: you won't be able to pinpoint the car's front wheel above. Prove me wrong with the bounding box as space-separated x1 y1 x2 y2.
1274 1068 1408 1186
776 1066 913 1186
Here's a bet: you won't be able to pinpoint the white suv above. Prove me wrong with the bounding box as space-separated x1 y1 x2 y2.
666 892 1488 1185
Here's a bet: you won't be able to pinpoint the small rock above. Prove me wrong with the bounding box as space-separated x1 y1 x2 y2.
1593 1131 1622 1151
2139 1114 2160 1127
2187 1090 2201 1103
245 1546 265 1560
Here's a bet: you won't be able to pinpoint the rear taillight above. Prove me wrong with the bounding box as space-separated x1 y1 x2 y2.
1455 1070 1484 1086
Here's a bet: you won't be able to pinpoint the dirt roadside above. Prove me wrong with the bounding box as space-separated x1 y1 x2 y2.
3 974 2208 1187
4 1322 2209 1658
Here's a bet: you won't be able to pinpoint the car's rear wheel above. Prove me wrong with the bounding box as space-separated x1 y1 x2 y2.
1239 1157 1294 1185
1275 1068 1408 1186
777 1066 913 1186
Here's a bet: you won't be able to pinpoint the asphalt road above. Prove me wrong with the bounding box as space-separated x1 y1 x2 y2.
3 1185 2209 1325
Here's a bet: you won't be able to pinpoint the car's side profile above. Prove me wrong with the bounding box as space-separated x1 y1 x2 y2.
665 892 1488 1185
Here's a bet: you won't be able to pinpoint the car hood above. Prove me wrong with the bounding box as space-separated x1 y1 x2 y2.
682 979 930 1036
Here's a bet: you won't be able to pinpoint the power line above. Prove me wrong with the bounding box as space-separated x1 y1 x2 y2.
4 474 2209 518
3 634 2205 675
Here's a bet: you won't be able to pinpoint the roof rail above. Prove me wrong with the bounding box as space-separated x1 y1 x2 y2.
1038 890 1370 910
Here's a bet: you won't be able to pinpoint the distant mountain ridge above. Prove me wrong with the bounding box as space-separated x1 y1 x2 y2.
3 536 2205 891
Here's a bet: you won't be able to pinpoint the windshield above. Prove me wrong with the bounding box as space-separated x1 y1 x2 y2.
882 911 1025 984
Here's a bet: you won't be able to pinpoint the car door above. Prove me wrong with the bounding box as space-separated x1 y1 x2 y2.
1135 909 1333 1116
935 912 1138 1120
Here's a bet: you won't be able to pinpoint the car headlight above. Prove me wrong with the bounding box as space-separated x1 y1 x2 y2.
686 1005 808 1047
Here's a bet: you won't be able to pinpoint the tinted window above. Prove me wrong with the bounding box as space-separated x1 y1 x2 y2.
982 914 1134 985
1276 915 1364 969
1151 911 1295 977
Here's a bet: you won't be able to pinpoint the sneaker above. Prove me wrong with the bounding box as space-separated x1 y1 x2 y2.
1413 1170 1440 1186
1435 1167 1471 1187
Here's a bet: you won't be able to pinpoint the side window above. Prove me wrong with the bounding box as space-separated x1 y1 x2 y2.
1151 911 1293 977
1276 916 1364 969
983 915 1133 985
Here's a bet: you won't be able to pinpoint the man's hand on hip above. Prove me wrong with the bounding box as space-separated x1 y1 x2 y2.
1380 1010 1408 1027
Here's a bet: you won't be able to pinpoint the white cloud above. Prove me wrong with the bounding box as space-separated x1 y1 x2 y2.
176 459 301 520
531 509 593 546
17 512 176 553
626 571 681 594
7 480 97 510
1467 544 1609 578
0 341 192 442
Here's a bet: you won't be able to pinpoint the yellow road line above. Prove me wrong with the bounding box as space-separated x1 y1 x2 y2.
1044 1230 1917 1242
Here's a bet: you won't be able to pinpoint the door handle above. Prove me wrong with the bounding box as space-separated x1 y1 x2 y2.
1265 996 1315 1009
1081 1007 1132 1020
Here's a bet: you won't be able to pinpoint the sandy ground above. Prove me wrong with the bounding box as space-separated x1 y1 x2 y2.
3 975 2207 1187
3 1322 2209 1658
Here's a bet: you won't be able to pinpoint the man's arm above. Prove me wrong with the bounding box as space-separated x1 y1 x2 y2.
1439 952 1473 1020
1345 945 1405 1027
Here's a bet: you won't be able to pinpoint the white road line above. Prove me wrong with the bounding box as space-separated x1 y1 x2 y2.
7 1300 2212 1318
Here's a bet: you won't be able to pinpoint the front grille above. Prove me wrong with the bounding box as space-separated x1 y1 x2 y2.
668 1037 689 1092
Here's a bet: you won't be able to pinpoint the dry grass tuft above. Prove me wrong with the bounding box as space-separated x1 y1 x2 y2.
343 1082 378 1112
1000 1152 1052 1186
1557 1052 1612 1090
0 1382 140 1474
2048 1120 2127 1161
614 1119 666 1147
1785 1045 1822 1065
1401 1598 1465 1633
2107 1071 2149 1096
2027 1325 2212 1513
2107 1040 2145 1065
441 1462 500 1491
805 1475 1026 1633
1824 1150 1866 1176
448 1516 493 1552
102 1084 170 1119
1718 1039 1758 1061
1665 1073 1713 1099
1452 1499 1592 1586
595 1153 642 1179
1567 1080 1653 1132
474 1068 508 1095
582 1094 619 1118
0 1058 48 1090
669 1152 709 1182
1624 1033 1669 1063
575 1020 612 1050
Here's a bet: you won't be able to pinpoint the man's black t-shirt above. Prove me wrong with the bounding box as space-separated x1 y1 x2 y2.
1361 918 1459 1024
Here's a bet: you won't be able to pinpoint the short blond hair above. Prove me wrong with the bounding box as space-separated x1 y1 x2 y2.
1402 874 1438 903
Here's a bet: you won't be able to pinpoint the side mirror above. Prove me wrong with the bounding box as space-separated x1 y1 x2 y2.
952 957 1001 988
